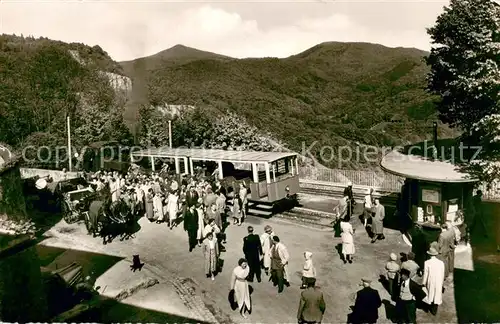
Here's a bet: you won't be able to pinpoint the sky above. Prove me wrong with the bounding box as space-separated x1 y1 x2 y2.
0 0 450 62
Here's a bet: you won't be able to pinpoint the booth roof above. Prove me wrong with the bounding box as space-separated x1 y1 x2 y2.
131 147 297 163
381 150 477 183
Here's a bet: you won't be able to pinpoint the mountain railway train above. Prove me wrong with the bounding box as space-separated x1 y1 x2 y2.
130 147 300 214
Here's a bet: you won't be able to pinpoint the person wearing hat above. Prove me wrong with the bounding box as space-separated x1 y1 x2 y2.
350 277 382 324
385 253 400 300
343 181 355 209
396 268 426 324
371 199 386 243
297 277 325 324
270 236 290 293
422 247 445 315
437 222 456 280
260 225 275 276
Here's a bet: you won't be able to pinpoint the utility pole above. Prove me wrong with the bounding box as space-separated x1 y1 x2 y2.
67 115 72 171
168 120 172 149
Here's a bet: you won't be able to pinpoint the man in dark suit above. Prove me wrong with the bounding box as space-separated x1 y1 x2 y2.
297 278 326 324
243 226 263 282
343 181 355 212
469 190 487 237
185 186 199 208
183 205 199 252
437 223 456 279
395 269 426 324
350 278 382 324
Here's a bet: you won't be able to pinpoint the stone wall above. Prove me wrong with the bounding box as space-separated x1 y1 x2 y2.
0 165 28 223
19 168 82 182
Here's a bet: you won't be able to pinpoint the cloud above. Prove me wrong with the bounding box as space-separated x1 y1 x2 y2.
0 2 437 61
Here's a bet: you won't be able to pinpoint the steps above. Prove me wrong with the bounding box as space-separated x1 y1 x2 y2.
248 201 274 218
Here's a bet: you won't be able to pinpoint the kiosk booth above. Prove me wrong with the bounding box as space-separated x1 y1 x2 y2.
381 150 477 243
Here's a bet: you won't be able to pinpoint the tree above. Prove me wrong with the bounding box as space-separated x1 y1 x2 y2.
137 104 171 147
463 114 500 185
137 105 284 151
426 0 500 132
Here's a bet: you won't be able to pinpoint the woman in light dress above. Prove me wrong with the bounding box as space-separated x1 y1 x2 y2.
340 215 355 263
239 183 248 221
232 195 242 226
230 258 251 318
363 188 374 227
167 190 179 229
196 199 206 246
110 178 119 202
134 183 145 217
145 188 155 222
301 251 316 288
260 225 275 275
153 192 164 223
203 231 219 280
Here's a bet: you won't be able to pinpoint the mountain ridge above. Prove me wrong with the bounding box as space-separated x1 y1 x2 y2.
120 44 232 77
120 41 457 168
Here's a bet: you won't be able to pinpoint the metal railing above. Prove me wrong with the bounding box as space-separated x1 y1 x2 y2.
299 167 403 192
299 166 500 202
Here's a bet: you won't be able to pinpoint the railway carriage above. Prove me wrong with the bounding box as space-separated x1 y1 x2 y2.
130 147 300 215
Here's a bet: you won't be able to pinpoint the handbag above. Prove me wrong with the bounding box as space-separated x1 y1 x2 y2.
228 289 238 310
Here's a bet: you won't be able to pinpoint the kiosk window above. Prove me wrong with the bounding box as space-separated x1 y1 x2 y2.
426 204 433 215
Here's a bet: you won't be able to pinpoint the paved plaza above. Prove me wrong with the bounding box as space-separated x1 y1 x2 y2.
41 204 463 323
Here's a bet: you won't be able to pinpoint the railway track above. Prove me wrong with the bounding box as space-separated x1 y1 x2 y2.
238 181 400 230
299 182 399 205
269 182 400 230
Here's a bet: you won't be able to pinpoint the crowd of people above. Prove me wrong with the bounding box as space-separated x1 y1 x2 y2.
80 167 325 320
336 183 461 324
79 170 465 323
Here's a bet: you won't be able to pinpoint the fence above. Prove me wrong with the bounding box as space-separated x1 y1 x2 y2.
479 182 500 201
299 167 404 192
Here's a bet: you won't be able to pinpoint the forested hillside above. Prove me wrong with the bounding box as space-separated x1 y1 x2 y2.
0 34 131 158
122 42 458 168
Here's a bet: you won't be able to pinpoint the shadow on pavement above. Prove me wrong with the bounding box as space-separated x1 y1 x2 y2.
36 243 212 323
71 296 210 323
36 244 123 285
453 201 500 323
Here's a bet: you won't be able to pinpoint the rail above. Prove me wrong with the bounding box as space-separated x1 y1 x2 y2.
299 167 500 202
299 167 404 192
299 179 399 205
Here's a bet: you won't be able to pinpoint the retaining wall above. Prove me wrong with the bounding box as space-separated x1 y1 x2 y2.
19 168 82 182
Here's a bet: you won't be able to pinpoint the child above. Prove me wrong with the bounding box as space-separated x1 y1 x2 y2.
385 253 400 300
301 251 316 289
